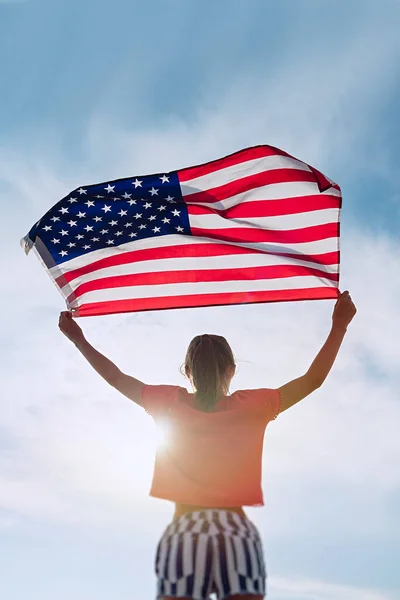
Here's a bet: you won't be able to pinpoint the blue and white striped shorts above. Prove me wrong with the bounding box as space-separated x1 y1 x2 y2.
155 509 266 599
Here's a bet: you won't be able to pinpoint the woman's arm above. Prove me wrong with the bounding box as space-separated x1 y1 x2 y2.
58 312 144 405
278 291 357 414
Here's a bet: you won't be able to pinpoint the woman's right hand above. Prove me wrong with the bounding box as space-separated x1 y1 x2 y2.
332 290 357 331
58 311 84 345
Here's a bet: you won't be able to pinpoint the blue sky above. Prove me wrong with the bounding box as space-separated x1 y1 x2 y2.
1 1 400 599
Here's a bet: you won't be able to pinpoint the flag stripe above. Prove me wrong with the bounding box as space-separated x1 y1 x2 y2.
183 181 341 211
74 287 338 317
181 168 324 205
178 145 296 183
188 208 339 231
67 264 339 302
52 236 339 285
190 223 339 244
187 194 340 218
179 154 311 194
59 252 338 294
69 273 337 307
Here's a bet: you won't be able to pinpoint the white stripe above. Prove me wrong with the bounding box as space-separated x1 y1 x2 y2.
70 274 337 308
184 180 341 211
168 534 178 583
189 208 339 231
180 154 311 195
60 252 338 296
49 235 210 276
182 532 193 577
50 233 338 278
193 533 208 599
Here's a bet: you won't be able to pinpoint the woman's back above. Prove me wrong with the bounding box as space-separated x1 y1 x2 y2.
142 385 281 508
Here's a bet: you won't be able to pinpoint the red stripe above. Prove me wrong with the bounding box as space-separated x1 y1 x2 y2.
188 194 340 218
178 146 293 183
191 223 339 245
68 264 339 302
56 243 339 286
75 287 339 317
183 168 321 205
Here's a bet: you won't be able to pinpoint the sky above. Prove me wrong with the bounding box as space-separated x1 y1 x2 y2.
1 1 400 599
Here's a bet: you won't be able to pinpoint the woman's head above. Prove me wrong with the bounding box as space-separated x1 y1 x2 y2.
183 334 236 412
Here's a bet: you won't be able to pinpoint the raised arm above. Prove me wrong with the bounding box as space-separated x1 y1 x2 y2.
278 291 357 414
58 312 144 405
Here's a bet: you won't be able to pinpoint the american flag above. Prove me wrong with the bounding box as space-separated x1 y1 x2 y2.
22 145 341 317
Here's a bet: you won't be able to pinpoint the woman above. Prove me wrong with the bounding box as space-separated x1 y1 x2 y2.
59 290 356 600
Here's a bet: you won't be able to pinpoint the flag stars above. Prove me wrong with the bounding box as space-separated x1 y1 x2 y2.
102 204 112 213
143 202 152 209
148 215 156 221
51 238 60 244
43 225 52 232
160 175 169 184
76 211 86 218
100 229 109 235
139 224 146 230
91 237 100 242
149 187 159 196
67 242 76 248
122 192 132 199
68 197 78 203
105 184 115 193
76 234 84 240
115 231 123 237
83 245 91 250
109 220 118 226
59 207 69 214
50 216 60 222
59 250 68 257
93 216 102 222
118 209 127 217
129 232 137 238
106 239 115 245
165 196 175 203
77 188 87 195
162 218 171 224
134 213 142 219
85 200 95 207
172 209 181 216
84 225 94 232
127 199 137 206
176 226 184 232
124 222 133 228
60 229 69 236
157 205 166 211
67 220 77 227
152 226 161 233
132 178 142 188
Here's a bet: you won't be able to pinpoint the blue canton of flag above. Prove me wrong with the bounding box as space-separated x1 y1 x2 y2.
25 172 191 265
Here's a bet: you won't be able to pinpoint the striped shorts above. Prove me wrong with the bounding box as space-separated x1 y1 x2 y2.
155 509 266 599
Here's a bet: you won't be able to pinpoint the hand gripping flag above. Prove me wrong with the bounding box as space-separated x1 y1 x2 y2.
22 145 341 317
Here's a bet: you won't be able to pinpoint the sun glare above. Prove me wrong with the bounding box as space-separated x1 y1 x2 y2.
155 419 172 448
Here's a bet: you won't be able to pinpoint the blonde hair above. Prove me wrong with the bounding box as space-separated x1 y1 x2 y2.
183 334 235 412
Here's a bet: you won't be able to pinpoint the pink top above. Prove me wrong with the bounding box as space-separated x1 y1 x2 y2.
141 385 281 507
